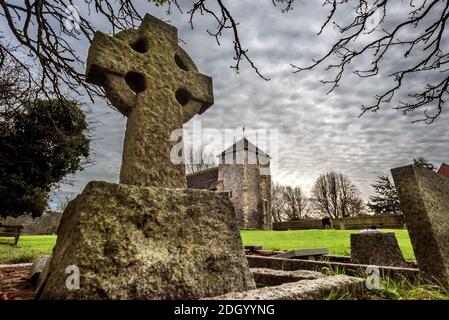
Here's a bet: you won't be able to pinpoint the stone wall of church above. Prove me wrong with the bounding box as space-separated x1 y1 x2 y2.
243 164 262 229
217 162 272 230
259 174 272 230
217 164 245 227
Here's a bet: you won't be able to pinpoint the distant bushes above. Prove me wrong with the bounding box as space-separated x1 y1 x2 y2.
0 212 62 235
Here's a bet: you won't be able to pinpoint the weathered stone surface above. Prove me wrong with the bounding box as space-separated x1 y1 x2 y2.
350 232 408 267
392 165 449 284
86 14 213 188
207 275 364 300
35 255 52 296
250 268 325 287
38 181 255 299
29 255 50 284
275 248 329 260
215 138 272 230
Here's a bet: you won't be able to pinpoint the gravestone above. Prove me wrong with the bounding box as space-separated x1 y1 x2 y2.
392 165 449 285
38 14 255 299
86 14 213 188
275 248 329 260
350 232 408 267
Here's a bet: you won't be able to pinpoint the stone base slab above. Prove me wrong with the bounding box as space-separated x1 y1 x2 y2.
208 275 364 300
251 268 325 287
38 181 255 299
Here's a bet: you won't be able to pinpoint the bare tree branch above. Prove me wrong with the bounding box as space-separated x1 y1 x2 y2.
0 0 272 109
292 0 449 123
187 0 270 80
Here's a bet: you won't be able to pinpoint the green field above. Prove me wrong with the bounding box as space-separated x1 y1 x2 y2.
0 229 415 264
241 229 415 260
0 235 57 264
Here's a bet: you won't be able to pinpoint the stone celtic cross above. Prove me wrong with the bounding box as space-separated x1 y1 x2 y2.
86 14 214 188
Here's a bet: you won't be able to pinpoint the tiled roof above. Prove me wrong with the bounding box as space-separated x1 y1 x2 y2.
438 163 449 179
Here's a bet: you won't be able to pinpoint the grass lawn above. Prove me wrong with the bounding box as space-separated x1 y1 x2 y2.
0 235 56 264
0 229 415 264
241 229 415 260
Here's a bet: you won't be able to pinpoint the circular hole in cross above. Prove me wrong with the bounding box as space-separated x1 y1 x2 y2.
130 38 149 53
174 53 190 71
124 71 147 94
175 88 191 106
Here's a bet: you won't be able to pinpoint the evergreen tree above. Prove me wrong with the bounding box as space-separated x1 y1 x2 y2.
0 99 90 218
367 176 401 215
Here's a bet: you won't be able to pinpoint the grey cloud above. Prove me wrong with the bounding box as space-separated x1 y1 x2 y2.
49 1 449 207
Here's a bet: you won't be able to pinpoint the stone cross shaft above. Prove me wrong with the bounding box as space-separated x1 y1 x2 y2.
86 14 214 188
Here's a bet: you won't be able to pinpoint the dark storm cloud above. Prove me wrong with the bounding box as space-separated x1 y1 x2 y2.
49 1 449 205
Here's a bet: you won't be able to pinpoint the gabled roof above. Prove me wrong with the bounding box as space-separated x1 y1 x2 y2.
216 138 270 158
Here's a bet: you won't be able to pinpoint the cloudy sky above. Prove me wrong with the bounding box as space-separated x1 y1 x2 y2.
44 1 448 206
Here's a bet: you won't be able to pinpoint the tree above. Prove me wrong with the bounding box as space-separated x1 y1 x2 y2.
413 157 437 171
311 171 364 218
2 1 447 122
367 175 401 215
0 99 90 218
0 55 37 118
271 183 309 222
281 185 309 221
271 183 285 223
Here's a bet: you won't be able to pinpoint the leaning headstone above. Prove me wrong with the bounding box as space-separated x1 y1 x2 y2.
392 165 449 284
351 232 408 267
38 14 255 299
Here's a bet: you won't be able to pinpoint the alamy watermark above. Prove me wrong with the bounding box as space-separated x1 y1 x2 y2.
65 265 80 290
365 265 381 290
170 119 279 175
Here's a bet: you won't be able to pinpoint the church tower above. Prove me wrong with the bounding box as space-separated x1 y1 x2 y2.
216 138 272 230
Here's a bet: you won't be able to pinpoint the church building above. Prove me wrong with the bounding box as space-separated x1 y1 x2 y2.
186 138 272 230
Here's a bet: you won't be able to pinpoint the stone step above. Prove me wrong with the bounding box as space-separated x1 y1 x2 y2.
207 275 365 300
251 268 325 287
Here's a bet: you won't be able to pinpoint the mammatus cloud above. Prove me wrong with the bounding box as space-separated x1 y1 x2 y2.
50 1 449 207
